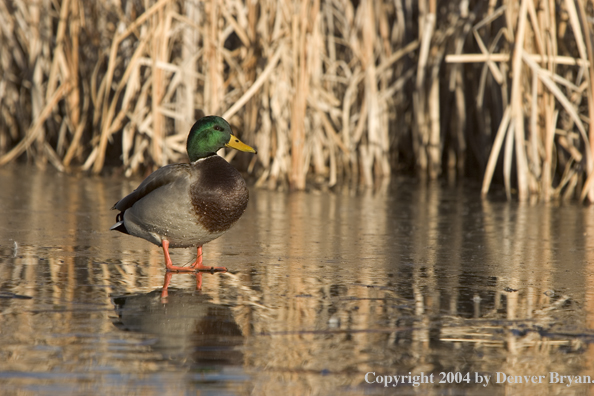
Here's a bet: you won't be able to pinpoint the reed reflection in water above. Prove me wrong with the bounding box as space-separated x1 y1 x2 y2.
1 165 594 395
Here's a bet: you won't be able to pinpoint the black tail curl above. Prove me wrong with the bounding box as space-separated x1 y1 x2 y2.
110 211 129 234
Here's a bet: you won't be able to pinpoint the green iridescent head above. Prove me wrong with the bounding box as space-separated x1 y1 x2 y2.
186 116 256 162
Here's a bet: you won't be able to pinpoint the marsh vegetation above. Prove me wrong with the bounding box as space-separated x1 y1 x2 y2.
1 0 594 201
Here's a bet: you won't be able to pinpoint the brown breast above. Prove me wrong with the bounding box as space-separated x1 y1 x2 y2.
189 156 249 234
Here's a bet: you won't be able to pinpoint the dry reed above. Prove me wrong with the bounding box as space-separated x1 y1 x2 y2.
1 0 594 200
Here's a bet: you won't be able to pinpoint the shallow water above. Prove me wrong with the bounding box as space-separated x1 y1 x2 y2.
1 165 594 395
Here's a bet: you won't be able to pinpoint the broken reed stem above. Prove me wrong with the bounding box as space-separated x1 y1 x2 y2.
0 0 594 201
0 83 71 167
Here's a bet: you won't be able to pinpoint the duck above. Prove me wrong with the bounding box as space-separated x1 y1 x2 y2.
110 116 256 284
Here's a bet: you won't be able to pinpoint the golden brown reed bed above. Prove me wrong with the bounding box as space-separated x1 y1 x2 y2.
0 0 593 201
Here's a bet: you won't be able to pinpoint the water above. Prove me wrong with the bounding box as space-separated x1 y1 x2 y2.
1 165 594 395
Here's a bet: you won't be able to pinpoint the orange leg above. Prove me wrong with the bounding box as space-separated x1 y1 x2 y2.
162 240 196 272
160 241 227 298
190 246 227 272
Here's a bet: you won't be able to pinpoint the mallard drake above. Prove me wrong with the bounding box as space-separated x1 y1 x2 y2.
111 116 256 280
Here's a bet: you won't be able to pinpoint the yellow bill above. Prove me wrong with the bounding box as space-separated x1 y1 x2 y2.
226 134 257 154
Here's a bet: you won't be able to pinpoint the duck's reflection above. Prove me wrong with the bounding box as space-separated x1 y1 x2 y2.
111 289 243 366
161 269 227 297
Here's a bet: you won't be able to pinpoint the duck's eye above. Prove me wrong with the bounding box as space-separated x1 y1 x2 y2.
214 125 223 131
